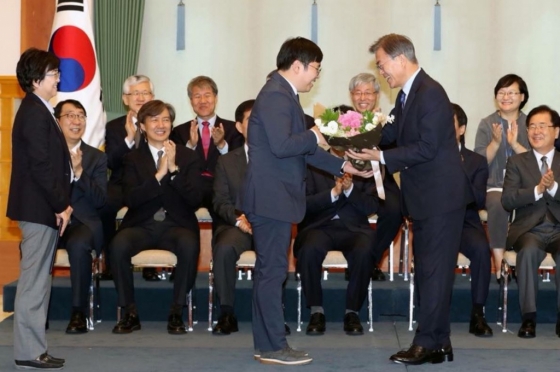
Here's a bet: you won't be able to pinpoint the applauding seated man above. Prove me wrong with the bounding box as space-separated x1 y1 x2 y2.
348 73 403 281
55 100 107 334
110 100 203 335
294 148 378 336
502 105 560 339
211 99 255 335
452 104 493 337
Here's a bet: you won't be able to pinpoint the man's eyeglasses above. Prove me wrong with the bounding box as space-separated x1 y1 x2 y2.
45 71 61 79
352 91 377 99
59 113 87 122
527 124 554 132
307 64 322 75
496 91 521 98
376 60 390 72
125 91 153 98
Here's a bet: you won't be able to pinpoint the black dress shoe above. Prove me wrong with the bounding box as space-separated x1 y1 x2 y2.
142 268 161 281
439 345 454 362
371 267 386 281
212 313 239 335
44 354 65 365
469 313 493 337
112 312 141 334
15 353 64 370
518 319 536 338
343 312 364 335
306 313 326 335
66 310 88 334
390 344 445 365
97 271 113 281
285 323 291 336
167 313 187 335
556 320 560 337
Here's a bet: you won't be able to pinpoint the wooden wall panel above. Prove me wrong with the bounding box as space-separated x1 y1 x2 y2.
20 0 56 51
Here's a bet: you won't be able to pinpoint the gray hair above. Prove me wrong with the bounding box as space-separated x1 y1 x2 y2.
122 75 154 94
187 76 218 99
348 73 380 93
369 34 418 64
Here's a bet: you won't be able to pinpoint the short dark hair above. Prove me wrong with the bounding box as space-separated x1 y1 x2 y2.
54 99 87 118
234 99 255 123
187 76 218 98
369 34 418 64
137 100 176 125
332 104 354 114
276 37 323 71
494 74 529 110
526 105 560 128
451 103 467 145
16 48 60 93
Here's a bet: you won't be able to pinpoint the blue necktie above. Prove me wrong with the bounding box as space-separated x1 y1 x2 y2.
400 92 407 109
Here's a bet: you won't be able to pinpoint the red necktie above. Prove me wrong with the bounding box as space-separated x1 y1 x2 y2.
201 121 211 159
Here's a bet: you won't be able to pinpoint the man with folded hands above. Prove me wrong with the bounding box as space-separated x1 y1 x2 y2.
294 147 378 336
109 100 203 335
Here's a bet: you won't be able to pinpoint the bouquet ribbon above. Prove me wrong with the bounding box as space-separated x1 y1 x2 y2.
370 160 385 200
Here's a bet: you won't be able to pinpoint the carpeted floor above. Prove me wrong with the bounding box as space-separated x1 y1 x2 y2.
0 318 558 372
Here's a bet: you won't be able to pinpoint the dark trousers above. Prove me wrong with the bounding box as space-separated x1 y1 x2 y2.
459 222 491 306
247 213 291 353
212 226 253 308
412 207 465 350
295 220 373 312
514 221 560 316
109 218 200 309
59 222 95 313
372 177 402 263
99 185 123 271
201 176 218 232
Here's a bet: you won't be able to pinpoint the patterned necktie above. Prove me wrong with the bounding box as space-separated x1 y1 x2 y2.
541 156 548 175
201 121 211 159
400 91 407 109
156 150 163 170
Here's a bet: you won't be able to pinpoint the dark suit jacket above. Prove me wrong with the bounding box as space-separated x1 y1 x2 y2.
68 142 107 254
170 116 244 175
212 146 247 238
381 69 471 220
461 146 488 231
120 144 203 232
238 71 343 223
7 93 71 228
294 166 378 256
105 115 142 206
502 149 560 249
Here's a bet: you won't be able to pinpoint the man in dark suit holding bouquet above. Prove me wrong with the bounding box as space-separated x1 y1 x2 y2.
348 34 472 365
238 37 372 366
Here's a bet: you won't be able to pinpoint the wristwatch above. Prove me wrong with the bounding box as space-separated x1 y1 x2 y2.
170 166 180 176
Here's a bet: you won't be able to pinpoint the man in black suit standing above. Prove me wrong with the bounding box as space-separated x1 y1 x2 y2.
452 103 493 337
103 75 158 280
502 105 560 339
238 37 372 366
348 34 471 365
110 100 202 335
171 76 244 230
55 99 107 334
211 99 255 335
7 48 71 370
294 152 378 336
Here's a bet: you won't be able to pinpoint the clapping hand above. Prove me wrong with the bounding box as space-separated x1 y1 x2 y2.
539 169 555 194
70 148 83 179
211 123 226 149
125 110 137 143
164 140 177 171
187 120 198 147
491 123 502 145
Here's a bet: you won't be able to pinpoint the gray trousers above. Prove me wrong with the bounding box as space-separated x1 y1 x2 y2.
14 221 57 360
514 221 560 316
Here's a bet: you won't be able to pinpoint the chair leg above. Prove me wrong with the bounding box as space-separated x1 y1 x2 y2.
187 289 194 332
389 241 394 282
88 273 94 331
208 269 214 332
403 221 410 281
296 273 302 332
368 279 373 332
408 268 414 331
501 259 509 333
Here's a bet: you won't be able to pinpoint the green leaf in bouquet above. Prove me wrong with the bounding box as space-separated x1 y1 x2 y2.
320 108 339 123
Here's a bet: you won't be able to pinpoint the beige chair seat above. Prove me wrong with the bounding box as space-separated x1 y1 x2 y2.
236 250 256 268
478 209 488 223
503 250 556 268
131 250 177 267
195 208 212 222
456 253 471 268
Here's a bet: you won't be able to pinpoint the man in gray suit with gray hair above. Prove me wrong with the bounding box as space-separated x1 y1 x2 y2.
502 105 560 339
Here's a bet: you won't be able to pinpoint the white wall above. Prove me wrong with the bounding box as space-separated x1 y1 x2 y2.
137 0 560 149
0 0 21 75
